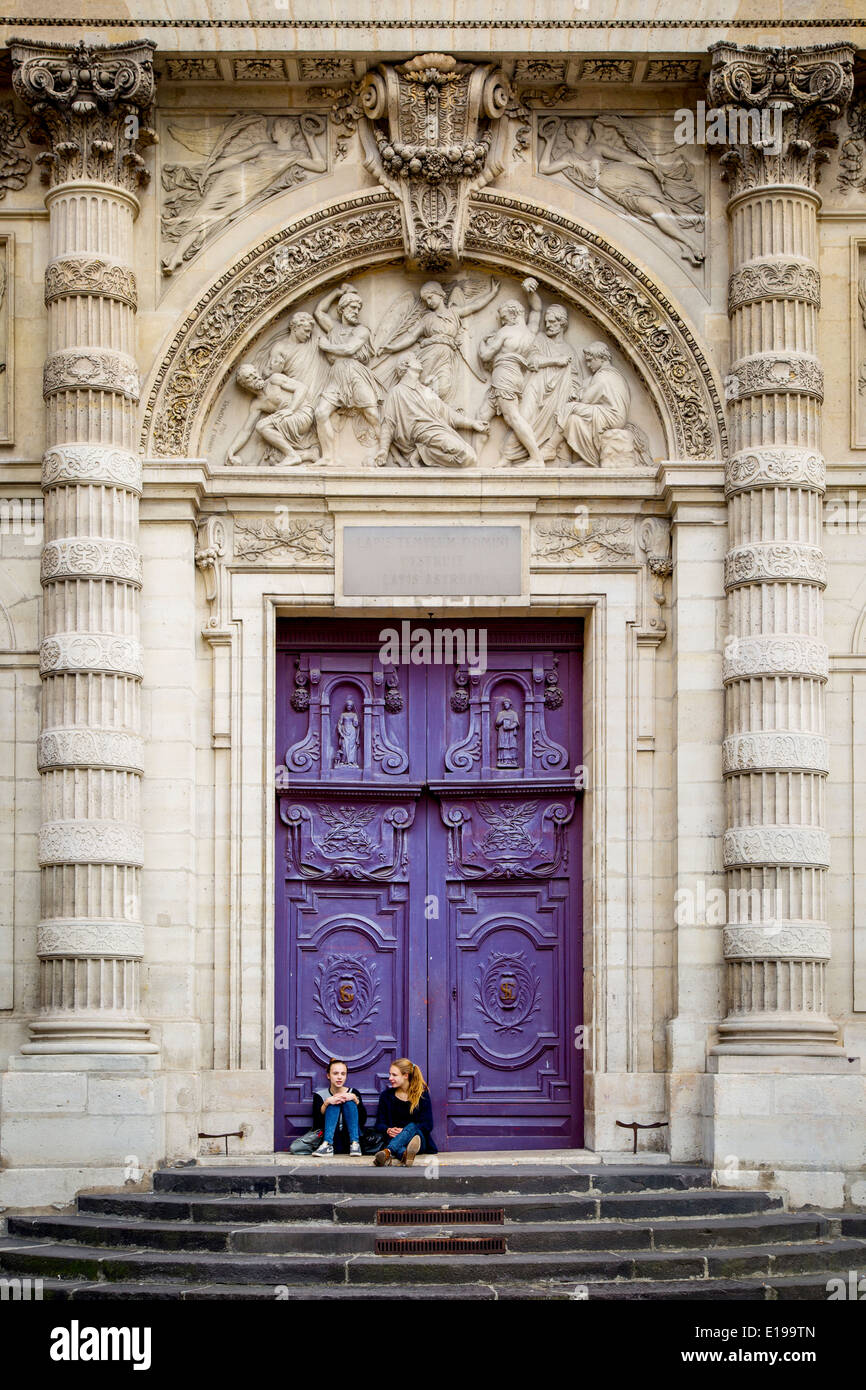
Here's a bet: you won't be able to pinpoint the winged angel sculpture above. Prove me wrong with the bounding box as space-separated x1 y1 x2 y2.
161 113 327 274
225 270 656 471
537 114 705 268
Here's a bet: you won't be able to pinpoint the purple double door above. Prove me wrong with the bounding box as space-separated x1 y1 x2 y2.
275 619 583 1150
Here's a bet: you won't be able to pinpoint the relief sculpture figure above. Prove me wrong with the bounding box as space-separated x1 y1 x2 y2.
558 342 651 468
374 355 488 469
161 114 327 275
537 115 705 267
314 284 383 464
258 310 327 462
503 303 580 463
495 699 521 769
334 699 361 768
226 365 314 467
375 277 500 400
477 277 547 468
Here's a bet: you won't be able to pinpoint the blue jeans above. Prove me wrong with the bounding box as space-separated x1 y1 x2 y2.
385 1122 426 1158
323 1100 360 1146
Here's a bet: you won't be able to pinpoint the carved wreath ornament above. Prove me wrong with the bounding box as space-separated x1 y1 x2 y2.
474 950 541 1035
313 953 380 1035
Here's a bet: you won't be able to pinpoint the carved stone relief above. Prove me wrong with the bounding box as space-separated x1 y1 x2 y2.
159 112 328 275
0 236 11 444
357 52 513 269
144 193 726 462
855 241 866 447
536 114 706 270
206 266 662 472
0 104 34 200
532 515 635 565
233 516 334 564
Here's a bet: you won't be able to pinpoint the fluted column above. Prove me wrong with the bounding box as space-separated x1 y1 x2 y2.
709 43 854 1054
10 39 158 1053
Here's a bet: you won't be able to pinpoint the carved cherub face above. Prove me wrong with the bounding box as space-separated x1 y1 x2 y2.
291 313 315 342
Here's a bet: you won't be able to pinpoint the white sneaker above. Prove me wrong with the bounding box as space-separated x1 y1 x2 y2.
349 1141 362 1156
313 1142 333 1156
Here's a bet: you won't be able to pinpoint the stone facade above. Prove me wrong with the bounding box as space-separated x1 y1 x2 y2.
0 5 865 1210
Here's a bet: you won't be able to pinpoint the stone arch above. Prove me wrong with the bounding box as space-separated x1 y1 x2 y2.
141 188 728 462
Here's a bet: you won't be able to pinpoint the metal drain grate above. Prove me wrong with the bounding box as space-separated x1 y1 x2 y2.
376 1235 507 1256
377 1207 505 1226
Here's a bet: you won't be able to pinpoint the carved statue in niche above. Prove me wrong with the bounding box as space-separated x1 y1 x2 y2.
334 700 361 768
226 365 316 466
161 114 327 274
477 277 548 468
373 276 500 399
503 303 580 464
374 354 488 469
559 342 652 468
314 283 383 463
537 115 705 267
495 699 521 769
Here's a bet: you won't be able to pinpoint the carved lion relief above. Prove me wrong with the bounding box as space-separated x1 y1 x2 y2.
159 111 328 276
205 265 662 471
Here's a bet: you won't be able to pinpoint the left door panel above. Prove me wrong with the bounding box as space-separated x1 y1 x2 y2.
274 624 425 1148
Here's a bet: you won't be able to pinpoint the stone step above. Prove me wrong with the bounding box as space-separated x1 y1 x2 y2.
15 1271 853 1302
6 1210 831 1256
1 1236 863 1286
77 1187 783 1225
151 1164 714 1198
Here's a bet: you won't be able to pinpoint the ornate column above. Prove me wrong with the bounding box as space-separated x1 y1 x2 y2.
709 43 854 1054
10 40 157 1053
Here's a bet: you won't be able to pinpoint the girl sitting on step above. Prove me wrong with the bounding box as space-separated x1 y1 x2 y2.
372 1058 438 1167
291 1058 367 1156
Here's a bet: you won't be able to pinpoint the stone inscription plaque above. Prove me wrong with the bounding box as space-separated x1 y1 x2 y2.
342 526 522 597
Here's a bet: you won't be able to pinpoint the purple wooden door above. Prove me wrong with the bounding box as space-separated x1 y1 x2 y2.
275 620 582 1151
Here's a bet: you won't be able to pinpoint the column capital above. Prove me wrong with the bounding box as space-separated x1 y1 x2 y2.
707 41 855 195
8 37 157 192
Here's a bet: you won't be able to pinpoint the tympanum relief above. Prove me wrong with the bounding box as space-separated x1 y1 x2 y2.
160 112 328 275
207 267 661 471
535 114 706 272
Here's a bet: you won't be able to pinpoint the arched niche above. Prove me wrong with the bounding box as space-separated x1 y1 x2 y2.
141 189 728 465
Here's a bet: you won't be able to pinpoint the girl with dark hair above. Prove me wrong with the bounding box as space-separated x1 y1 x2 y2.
372 1058 437 1167
288 1058 366 1156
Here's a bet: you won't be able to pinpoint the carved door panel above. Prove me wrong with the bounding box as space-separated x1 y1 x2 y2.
427 641 581 1149
275 620 582 1151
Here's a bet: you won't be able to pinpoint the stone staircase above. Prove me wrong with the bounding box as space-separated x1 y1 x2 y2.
2 1164 865 1300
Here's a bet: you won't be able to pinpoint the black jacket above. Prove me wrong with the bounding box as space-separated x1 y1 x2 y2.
373 1087 438 1153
